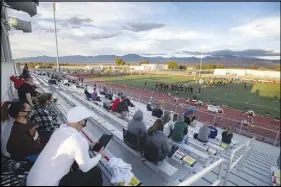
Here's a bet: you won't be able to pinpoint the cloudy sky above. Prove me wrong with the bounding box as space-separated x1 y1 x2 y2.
7 2 280 59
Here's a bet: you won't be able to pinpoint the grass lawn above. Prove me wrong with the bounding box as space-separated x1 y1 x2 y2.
88 75 280 118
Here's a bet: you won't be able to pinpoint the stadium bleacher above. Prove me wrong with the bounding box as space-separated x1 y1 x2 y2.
28 72 280 186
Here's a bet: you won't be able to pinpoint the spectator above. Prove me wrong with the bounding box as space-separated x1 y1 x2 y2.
127 110 147 149
222 126 233 144
189 116 197 127
162 111 174 137
18 76 38 107
22 63 30 78
194 122 210 143
103 95 112 110
147 102 154 111
10 75 25 90
117 97 129 118
84 85 91 100
28 93 59 143
208 124 218 139
91 88 101 101
111 97 121 112
144 119 171 164
2 101 46 163
124 96 134 107
152 103 163 118
26 106 106 186
171 116 188 144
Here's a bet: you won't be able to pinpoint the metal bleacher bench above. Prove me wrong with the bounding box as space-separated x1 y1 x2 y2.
56 89 179 179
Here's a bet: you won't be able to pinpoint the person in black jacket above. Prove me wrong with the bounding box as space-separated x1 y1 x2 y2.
222 126 233 144
152 103 163 118
117 97 129 118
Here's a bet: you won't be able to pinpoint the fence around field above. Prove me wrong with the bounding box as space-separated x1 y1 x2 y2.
92 82 280 146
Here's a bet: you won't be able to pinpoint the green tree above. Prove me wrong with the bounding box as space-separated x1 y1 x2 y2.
139 60 149 65
216 64 224 69
179 65 187 70
166 61 178 69
114 58 126 66
275 66 280 71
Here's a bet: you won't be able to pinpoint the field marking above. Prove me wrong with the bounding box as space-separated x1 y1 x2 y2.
207 96 280 111
245 92 257 104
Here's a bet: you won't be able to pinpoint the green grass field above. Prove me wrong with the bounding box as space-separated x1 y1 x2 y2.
89 75 280 118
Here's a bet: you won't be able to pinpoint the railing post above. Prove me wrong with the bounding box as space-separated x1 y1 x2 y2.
274 132 280 146
239 121 243 135
212 114 217 125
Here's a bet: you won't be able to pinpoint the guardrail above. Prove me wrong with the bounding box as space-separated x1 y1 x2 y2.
223 137 256 186
177 158 225 186
94 83 280 146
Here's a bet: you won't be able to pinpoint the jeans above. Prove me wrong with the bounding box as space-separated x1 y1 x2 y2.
26 154 40 163
183 135 189 144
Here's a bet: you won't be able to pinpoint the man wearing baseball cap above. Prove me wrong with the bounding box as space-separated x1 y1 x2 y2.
27 106 106 186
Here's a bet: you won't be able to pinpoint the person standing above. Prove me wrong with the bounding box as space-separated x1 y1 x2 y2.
18 76 38 107
26 106 106 186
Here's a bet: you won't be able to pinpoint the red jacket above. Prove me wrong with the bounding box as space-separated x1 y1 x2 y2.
10 75 24 89
111 98 120 111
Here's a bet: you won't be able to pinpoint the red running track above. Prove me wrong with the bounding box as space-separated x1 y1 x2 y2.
84 80 280 146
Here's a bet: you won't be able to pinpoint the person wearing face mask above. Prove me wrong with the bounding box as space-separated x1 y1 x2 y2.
26 106 106 186
28 93 59 143
1 101 46 163
17 76 38 107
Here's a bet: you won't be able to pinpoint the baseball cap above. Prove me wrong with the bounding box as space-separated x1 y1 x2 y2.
67 106 93 123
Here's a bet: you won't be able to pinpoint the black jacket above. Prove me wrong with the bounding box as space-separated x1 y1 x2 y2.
152 109 163 118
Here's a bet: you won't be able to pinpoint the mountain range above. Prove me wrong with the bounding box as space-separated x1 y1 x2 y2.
15 54 280 68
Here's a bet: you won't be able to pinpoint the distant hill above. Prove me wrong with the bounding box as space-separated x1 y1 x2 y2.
15 54 280 68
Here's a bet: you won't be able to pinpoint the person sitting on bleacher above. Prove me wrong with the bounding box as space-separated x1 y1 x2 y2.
18 76 38 107
208 123 218 139
127 110 147 149
124 96 134 107
162 111 174 137
91 88 101 101
84 85 91 100
10 75 25 90
2 101 46 163
152 103 163 118
111 96 121 112
28 93 59 143
103 94 112 110
26 106 106 186
144 119 171 164
221 126 233 144
117 96 129 118
171 116 189 144
193 122 210 143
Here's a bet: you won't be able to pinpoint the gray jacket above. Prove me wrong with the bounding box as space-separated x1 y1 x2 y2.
127 110 147 138
197 126 210 142
145 131 170 160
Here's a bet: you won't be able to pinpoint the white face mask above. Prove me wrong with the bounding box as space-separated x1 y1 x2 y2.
33 131 39 141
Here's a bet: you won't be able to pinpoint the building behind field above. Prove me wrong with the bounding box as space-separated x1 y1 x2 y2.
130 64 168 71
213 68 280 80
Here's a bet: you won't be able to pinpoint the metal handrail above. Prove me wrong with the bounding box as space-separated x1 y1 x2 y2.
223 137 256 186
177 158 225 186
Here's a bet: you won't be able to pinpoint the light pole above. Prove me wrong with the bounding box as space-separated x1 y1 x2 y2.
199 57 203 77
53 2 60 89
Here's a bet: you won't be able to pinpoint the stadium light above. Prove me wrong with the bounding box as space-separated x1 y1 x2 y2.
6 1 38 17
53 2 61 90
9 17 32 33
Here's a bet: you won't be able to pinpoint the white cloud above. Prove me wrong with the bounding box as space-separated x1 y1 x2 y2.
6 3 280 60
